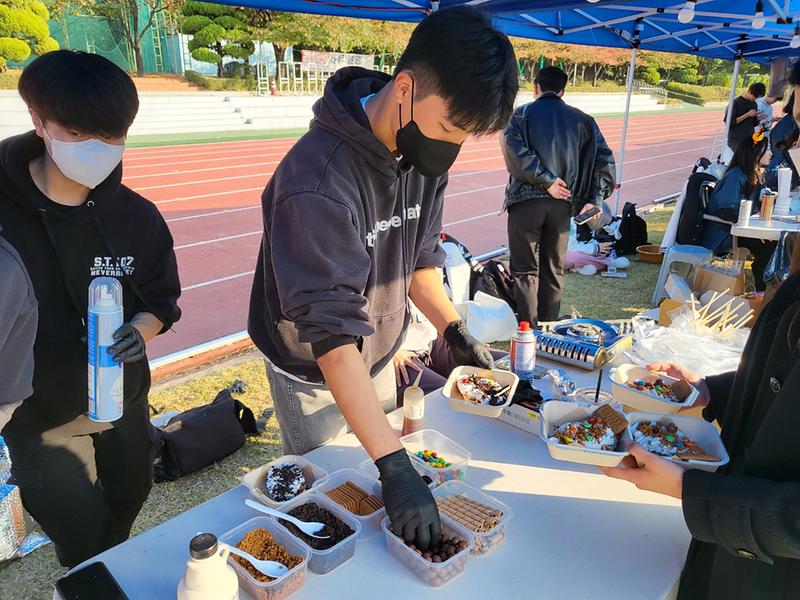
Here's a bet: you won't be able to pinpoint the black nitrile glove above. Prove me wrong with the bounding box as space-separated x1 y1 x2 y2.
444 319 494 369
108 323 146 363
376 449 440 551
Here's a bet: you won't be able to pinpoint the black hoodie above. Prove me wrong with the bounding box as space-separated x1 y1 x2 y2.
0 132 181 435
248 67 447 383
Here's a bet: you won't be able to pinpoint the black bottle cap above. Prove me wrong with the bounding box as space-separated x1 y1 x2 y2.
189 533 218 560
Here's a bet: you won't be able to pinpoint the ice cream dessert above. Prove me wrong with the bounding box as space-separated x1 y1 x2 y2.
633 421 719 461
264 464 306 502
549 405 628 451
627 376 692 403
456 374 508 406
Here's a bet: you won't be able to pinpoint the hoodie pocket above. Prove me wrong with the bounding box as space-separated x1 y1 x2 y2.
362 305 409 373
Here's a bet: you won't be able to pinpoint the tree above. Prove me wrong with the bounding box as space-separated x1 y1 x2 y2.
180 1 255 77
84 0 179 77
0 0 58 70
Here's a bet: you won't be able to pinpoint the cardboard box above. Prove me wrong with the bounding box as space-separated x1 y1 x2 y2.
499 402 544 438
692 265 745 296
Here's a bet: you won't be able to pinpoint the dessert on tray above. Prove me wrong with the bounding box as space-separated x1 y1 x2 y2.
549 405 628 451
633 420 720 462
264 464 306 502
627 375 693 403
456 374 509 406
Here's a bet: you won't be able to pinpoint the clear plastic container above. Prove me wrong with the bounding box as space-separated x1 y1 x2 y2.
274 491 361 575
311 469 385 539
381 515 474 588
431 480 513 556
219 516 310 600
400 429 471 483
358 458 440 490
241 455 328 509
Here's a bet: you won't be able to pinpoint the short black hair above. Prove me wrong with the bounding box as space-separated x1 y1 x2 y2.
749 82 767 97
394 6 517 135
535 67 568 94
19 50 139 138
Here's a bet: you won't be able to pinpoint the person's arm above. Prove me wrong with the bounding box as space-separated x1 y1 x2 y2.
500 106 570 199
703 371 735 422
0 254 37 430
591 120 616 206
409 268 460 335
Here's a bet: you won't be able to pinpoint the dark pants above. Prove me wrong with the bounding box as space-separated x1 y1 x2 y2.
507 198 572 326
738 236 778 292
3 401 154 568
396 337 507 403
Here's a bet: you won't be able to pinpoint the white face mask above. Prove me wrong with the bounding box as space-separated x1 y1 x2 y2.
41 125 125 189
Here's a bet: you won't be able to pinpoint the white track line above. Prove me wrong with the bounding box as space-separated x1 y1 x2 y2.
166 205 261 223
174 230 262 250
181 271 255 291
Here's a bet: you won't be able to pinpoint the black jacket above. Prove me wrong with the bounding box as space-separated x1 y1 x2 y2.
0 132 181 436
678 271 800 599
248 67 446 383
501 93 615 213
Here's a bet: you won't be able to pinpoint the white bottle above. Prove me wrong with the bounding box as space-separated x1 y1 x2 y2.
87 277 124 422
607 249 618 275
177 533 239 600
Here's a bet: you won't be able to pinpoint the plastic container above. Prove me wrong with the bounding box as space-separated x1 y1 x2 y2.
382 515 474 588
358 458 440 490
623 412 730 472
541 401 629 467
87 277 124 423
177 533 239 600
241 455 328 509
431 480 512 556
400 429 471 483
219 517 310 600
311 469 385 539
442 366 519 419
610 364 698 414
274 491 361 575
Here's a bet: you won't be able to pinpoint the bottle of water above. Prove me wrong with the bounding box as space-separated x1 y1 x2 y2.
88 277 124 422
608 249 618 275
510 321 537 382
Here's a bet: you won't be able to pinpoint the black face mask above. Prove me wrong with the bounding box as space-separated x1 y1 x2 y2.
395 80 461 177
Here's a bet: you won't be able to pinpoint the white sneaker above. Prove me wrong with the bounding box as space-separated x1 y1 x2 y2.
612 256 630 269
576 264 598 276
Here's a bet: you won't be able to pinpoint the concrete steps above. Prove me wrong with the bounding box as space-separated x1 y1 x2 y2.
0 89 665 140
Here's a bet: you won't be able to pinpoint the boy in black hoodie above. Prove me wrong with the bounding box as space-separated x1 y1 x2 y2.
0 51 181 568
248 7 517 552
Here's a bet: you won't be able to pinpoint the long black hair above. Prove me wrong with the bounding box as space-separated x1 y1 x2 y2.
726 134 769 196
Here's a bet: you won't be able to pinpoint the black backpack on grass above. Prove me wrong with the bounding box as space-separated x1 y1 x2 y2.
615 202 648 256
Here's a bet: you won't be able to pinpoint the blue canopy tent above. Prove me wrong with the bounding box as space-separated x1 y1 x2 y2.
213 0 800 209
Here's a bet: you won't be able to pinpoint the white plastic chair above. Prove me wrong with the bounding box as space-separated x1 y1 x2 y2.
651 244 713 306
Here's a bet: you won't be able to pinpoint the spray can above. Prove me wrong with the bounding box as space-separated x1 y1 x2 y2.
88 277 124 422
510 321 537 382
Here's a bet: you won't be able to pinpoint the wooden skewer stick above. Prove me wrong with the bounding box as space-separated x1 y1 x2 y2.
725 310 755 332
698 289 729 320
701 297 737 327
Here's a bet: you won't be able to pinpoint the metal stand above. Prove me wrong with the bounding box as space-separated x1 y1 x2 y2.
614 47 638 215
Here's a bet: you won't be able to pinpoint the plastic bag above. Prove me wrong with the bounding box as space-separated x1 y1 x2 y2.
464 291 518 343
763 231 795 288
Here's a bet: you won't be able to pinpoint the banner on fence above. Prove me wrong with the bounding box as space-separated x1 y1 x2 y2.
300 50 375 70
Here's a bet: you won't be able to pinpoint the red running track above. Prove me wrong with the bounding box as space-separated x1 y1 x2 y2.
126 110 723 359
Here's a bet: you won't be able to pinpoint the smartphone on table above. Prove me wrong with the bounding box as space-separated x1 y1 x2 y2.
55 562 128 600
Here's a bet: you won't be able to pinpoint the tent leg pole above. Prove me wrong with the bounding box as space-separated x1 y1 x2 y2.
614 47 637 215
724 58 742 157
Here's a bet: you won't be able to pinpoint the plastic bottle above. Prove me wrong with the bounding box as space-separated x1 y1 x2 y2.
88 277 124 422
401 384 425 436
177 533 239 600
607 249 618 275
510 321 537 382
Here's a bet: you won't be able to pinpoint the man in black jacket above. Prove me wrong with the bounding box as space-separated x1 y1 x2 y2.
248 7 517 552
0 51 181 568
501 67 615 325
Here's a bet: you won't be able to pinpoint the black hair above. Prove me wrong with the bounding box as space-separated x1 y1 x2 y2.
726 133 769 195
749 82 767 97
535 67 568 94
790 59 800 86
394 6 518 135
19 50 139 138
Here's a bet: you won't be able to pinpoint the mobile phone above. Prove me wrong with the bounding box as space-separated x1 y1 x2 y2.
55 562 128 600
575 206 602 225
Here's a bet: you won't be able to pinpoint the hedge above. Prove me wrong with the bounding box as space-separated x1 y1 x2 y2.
184 69 253 91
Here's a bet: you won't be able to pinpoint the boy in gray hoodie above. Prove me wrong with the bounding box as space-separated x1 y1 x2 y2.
249 6 517 551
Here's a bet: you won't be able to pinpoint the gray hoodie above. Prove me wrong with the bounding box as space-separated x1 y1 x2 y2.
248 67 447 383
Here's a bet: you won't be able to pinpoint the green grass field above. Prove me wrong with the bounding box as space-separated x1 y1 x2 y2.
0 208 675 598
